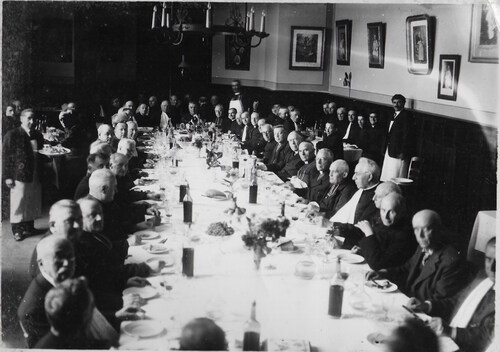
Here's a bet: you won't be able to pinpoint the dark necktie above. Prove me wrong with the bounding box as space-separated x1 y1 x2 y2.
326 184 339 198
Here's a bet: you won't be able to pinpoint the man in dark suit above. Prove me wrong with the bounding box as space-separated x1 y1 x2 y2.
317 121 344 161
306 148 334 202
3 109 45 240
409 237 495 352
331 157 380 225
267 104 281 126
73 152 110 200
315 159 357 218
367 210 468 303
335 107 349 136
260 124 277 164
19 236 76 347
181 101 202 126
275 132 305 181
246 112 262 155
380 94 416 181
342 109 360 144
363 112 386 165
263 126 292 172
167 95 182 126
277 106 295 135
357 193 416 270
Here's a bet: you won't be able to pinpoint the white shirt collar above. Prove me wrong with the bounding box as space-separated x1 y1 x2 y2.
40 268 56 287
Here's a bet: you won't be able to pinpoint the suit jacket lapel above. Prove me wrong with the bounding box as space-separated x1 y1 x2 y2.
412 249 441 287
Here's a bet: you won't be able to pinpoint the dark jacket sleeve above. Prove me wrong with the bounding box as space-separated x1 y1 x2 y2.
455 313 495 352
2 129 16 180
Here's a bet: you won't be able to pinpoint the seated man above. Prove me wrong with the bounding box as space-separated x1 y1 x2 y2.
240 112 254 152
179 317 227 351
260 124 277 164
182 101 202 126
263 126 292 172
135 103 155 127
290 141 316 198
275 131 304 181
247 112 263 155
111 122 127 151
116 138 143 179
356 193 416 270
74 152 110 200
385 318 439 352
409 237 495 352
89 124 113 152
111 110 130 127
126 120 139 141
317 121 344 161
305 148 334 202
35 278 111 349
331 157 380 227
367 210 469 303
19 236 76 347
314 159 357 218
214 104 225 130
89 140 113 156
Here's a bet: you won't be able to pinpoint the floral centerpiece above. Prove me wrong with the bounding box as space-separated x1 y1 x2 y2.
241 215 291 270
192 134 204 157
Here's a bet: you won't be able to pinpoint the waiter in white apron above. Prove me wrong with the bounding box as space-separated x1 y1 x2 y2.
229 79 248 119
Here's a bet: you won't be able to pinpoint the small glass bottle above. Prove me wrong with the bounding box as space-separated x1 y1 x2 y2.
243 300 261 351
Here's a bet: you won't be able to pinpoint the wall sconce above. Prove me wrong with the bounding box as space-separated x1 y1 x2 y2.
178 55 190 77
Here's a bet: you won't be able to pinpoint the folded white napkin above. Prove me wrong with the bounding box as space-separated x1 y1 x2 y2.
290 176 308 189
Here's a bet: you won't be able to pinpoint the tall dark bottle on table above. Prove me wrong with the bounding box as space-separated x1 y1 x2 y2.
249 161 258 204
243 300 261 351
183 184 193 223
179 175 188 202
328 257 344 319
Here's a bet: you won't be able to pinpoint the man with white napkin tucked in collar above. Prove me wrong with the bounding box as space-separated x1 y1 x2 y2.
409 237 495 352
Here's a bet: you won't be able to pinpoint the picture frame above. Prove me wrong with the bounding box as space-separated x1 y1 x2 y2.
405 14 435 75
225 35 251 71
336 20 352 66
367 22 386 68
289 26 325 70
469 4 498 63
437 55 461 101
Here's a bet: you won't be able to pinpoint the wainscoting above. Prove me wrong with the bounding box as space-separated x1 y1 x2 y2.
211 84 497 254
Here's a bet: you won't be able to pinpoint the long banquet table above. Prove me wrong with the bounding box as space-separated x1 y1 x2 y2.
119 130 458 351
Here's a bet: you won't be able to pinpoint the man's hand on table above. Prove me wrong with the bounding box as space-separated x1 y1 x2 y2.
127 276 150 288
365 269 387 281
147 192 162 201
5 179 15 188
406 297 431 314
115 306 145 321
147 259 166 273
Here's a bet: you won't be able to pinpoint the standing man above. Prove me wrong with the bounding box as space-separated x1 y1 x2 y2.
229 79 247 118
3 109 44 240
381 94 415 181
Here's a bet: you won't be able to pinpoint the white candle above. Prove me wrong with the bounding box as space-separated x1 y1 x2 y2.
161 3 166 27
206 3 212 28
246 12 250 31
152 6 157 29
166 13 170 29
249 7 255 31
260 11 266 33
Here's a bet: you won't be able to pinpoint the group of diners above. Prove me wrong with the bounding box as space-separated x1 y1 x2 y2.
4 82 494 351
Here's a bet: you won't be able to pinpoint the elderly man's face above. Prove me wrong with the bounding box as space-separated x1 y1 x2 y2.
149 96 157 108
380 196 400 227
241 113 250 125
170 96 178 106
188 103 197 116
327 103 336 114
288 134 301 152
272 104 280 115
213 106 222 118
337 109 347 121
110 157 128 177
112 98 121 108
316 152 332 173
298 143 314 163
5 106 15 117
324 123 335 137
232 81 241 93
50 207 83 242
99 127 113 143
392 98 405 112
250 114 259 127
139 104 149 116
348 111 357 122
290 111 298 123
412 213 436 251
210 95 219 106
80 201 104 233
127 124 138 140
274 128 286 144
20 112 34 131
372 184 392 209
12 100 22 114
323 103 329 114
160 101 168 113
357 116 366 129
484 243 496 283
262 128 272 142
329 163 346 185
252 101 259 111
88 156 109 174
115 123 127 139
228 109 236 120
124 101 134 110
39 240 75 284
97 176 117 203
235 116 243 125
352 163 371 189
369 113 378 126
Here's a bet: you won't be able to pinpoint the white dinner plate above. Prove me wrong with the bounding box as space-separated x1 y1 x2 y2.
123 285 158 300
365 279 398 293
133 230 159 241
146 256 175 268
279 245 301 254
123 321 164 338
142 243 170 254
392 177 414 184
337 252 364 264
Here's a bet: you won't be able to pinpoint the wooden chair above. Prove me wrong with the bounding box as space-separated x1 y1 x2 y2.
407 156 422 184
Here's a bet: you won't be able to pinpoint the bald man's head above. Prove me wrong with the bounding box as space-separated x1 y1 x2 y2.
380 193 406 227
88 169 116 203
298 142 315 163
287 131 303 152
49 200 82 241
329 159 349 184
110 153 129 177
316 148 334 173
412 210 442 251
37 236 75 284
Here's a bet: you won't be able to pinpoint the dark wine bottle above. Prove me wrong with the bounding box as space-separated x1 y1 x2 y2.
328 257 344 318
183 184 193 223
243 300 260 351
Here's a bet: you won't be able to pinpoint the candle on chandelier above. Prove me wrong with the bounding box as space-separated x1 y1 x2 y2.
166 13 170 28
161 3 166 27
260 11 266 33
152 6 157 29
206 3 212 29
249 7 255 31
246 12 250 31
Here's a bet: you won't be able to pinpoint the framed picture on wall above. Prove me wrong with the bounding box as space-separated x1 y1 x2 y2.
469 4 499 63
289 26 325 70
367 22 386 68
225 35 251 71
405 14 435 75
336 20 352 65
437 55 461 101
